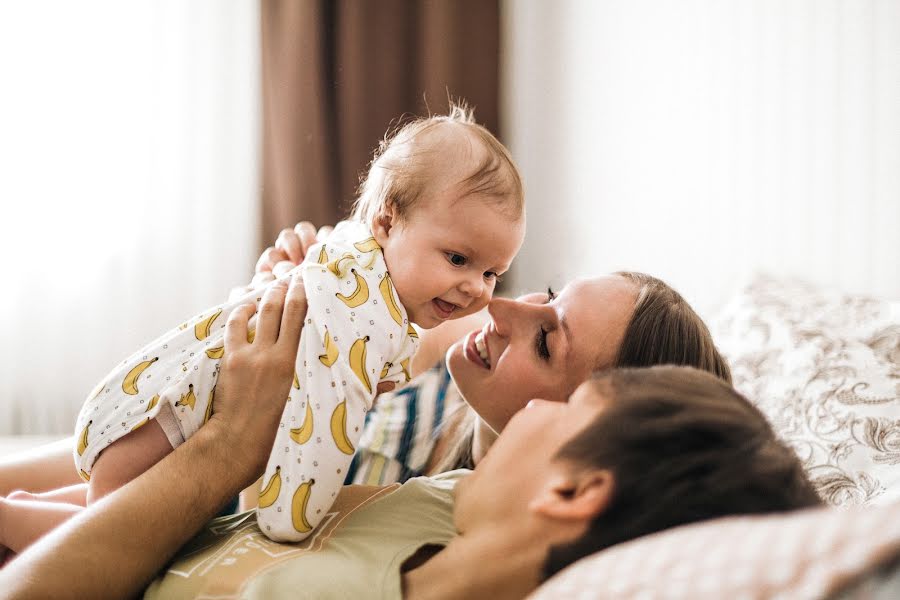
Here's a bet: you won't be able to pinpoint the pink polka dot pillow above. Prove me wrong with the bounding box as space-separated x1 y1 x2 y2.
529 501 900 600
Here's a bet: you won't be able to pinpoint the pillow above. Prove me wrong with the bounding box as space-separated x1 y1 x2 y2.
528 500 900 600
709 273 899 506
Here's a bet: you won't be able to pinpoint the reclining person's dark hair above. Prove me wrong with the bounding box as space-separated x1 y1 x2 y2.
543 365 822 580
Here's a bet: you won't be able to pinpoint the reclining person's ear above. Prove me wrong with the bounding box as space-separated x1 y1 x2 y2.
529 469 614 521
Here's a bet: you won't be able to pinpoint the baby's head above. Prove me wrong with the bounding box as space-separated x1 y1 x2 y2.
351 104 525 329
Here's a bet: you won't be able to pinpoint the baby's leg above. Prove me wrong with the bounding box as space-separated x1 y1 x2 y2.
0 421 169 556
86 418 174 504
6 483 88 507
0 436 81 496
0 494 83 554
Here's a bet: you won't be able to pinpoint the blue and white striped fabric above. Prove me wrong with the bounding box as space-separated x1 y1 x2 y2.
343 361 464 485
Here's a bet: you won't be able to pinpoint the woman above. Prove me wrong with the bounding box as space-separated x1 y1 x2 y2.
0 271 815 600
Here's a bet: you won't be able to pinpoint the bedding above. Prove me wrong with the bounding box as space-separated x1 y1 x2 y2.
711 273 899 505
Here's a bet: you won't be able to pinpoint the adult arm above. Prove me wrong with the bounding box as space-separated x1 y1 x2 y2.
0 275 307 600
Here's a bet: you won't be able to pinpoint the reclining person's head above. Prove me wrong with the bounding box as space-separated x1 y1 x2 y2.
542 365 822 580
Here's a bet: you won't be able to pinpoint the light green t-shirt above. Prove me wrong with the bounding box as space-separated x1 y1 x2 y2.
143 470 466 600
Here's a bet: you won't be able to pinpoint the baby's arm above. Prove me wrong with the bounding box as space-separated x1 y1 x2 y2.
255 246 416 542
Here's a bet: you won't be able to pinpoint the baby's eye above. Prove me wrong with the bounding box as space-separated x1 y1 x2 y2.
445 252 467 267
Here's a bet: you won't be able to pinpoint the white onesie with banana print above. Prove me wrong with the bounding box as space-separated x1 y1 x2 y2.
74 221 418 542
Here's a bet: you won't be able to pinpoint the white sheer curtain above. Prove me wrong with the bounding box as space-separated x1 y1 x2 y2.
0 1 260 434
503 0 900 316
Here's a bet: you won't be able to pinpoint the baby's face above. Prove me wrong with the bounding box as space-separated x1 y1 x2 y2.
377 195 524 329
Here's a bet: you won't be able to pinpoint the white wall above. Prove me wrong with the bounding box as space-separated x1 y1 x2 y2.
0 1 261 434
502 0 900 318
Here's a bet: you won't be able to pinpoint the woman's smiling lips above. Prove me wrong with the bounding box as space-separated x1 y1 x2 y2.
464 330 490 369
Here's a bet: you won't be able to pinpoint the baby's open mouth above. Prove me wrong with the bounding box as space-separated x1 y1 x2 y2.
432 298 457 319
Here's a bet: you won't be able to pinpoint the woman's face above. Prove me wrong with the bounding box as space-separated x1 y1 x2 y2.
446 275 638 433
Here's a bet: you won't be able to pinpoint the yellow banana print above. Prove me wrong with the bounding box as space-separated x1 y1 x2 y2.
317 245 328 264
203 388 215 425
353 237 381 253
247 328 256 343
194 309 223 341
145 394 160 413
291 479 316 533
79 469 91 482
335 269 369 308
122 357 158 395
290 401 314 444
327 252 355 278
77 420 91 456
258 466 282 508
293 370 301 389
205 344 224 359
330 400 356 455
379 273 404 326
318 328 339 367
176 384 196 410
400 358 411 382
131 418 149 432
380 362 393 379
407 324 418 339
349 336 372 393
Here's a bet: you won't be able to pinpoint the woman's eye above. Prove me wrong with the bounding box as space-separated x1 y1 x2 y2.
484 271 500 281
535 326 551 361
547 287 556 302
446 253 467 267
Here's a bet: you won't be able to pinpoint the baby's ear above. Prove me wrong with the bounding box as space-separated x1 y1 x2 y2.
372 201 397 244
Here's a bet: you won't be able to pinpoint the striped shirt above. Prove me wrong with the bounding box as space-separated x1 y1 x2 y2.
344 361 464 485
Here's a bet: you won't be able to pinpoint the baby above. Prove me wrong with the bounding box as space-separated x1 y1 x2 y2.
4 105 525 546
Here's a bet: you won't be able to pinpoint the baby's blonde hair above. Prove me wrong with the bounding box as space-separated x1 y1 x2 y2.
350 102 524 227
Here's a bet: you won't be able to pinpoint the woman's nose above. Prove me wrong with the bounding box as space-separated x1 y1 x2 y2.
487 296 546 337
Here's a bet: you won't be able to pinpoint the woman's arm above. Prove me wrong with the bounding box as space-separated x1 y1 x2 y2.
0 275 307 600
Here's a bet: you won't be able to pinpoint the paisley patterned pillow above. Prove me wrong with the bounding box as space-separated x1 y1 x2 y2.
710 274 900 506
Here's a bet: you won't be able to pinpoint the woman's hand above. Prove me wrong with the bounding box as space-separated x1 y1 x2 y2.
228 221 334 301
210 274 308 482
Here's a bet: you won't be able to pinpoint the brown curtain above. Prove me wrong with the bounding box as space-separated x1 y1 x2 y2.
260 0 501 249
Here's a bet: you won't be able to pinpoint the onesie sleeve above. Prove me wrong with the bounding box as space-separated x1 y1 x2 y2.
255 231 419 542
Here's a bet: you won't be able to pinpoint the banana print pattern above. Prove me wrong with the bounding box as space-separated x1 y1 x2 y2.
72 221 418 544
